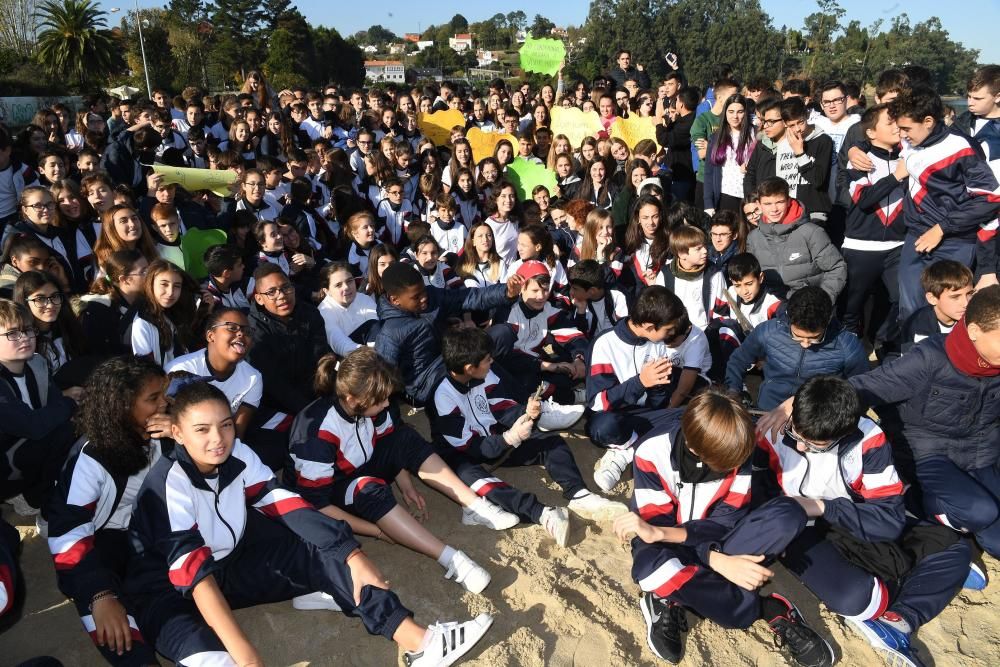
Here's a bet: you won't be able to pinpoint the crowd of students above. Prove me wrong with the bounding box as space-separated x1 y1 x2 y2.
0 50 998 667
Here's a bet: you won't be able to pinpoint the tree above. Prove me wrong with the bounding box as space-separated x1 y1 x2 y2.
209 0 267 82
119 8 174 91
0 0 38 57
449 14 468 33
312 25 364 88
265 9 315 89
35 0 119 89
530 14 556 39
366 24 397 46
803 0 846 76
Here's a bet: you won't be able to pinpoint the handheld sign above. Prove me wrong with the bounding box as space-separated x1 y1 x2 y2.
519 37 566 77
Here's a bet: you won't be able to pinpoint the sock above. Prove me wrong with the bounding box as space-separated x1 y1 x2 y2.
759 594 790 624
437 545 457 568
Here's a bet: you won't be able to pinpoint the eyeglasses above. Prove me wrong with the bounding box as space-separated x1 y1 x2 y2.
26 293 64 307
259 284 295 299
743 209 762 218
24 202 56 212
782 423 844 453
789 326 827 346
2 327 37 342
125 268 149 278
821 96 846 107
710 231 734 239
210 322 256 336
762 118 783 128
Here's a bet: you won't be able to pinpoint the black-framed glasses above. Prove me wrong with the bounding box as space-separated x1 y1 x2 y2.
821 96 846 107
24 202 56 212
2 327 37 342
210 322 255 336
26 293 64 307
782 422 844 453
762 118 783 128
259 284 295 299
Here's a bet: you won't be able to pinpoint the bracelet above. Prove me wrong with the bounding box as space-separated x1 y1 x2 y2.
89 590 118 611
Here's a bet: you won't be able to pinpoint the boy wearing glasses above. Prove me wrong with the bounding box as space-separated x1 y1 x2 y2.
0 299 80 516
247 264 332 469
724 286 867 411
755 376 973 667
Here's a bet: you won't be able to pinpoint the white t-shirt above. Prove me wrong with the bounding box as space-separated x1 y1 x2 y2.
166 350 263 413
813 113 859 201
487 216 520 264
317 293 378 357
664 326 712 379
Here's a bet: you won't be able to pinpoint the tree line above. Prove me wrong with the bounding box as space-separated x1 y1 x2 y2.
0 0 983 95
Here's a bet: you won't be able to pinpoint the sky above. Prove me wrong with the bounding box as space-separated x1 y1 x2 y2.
264 0 999 63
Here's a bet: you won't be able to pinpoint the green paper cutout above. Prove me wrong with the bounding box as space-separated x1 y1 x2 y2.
519 37 566 77
506 158 558 202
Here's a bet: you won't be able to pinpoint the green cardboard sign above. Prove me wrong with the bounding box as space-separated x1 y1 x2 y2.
506 158 558 202
519 37 566 77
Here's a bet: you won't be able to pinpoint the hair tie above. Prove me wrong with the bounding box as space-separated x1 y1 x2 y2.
166 374 212 398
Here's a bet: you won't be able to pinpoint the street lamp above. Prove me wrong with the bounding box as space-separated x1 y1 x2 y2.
110 2 152 99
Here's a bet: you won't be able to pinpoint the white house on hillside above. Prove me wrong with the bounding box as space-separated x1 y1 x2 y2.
449 33 473 53
365 61 405 83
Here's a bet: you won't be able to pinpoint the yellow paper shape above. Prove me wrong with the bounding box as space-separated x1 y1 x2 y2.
152 164 237 197
610 115 661 151
506 158 558 202
550 107 604 149
519 37 566 77
466 128 518 164
417 109 466 147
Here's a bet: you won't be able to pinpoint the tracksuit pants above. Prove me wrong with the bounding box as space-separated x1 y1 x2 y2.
780 523 969 630
436 434 588 524
586 406 677 451
840 247 901 346
132 512 412 666
898 235 976 320
1 420 76 512
501 350 575 404
630 497 807 628
67 530 159 666
332 425 436 523
916 455 1000 557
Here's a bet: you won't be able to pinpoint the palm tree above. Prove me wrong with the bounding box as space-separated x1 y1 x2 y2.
35 0 118 88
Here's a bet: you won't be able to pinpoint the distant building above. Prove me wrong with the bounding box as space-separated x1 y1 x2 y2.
515 30 527 44
389 43 406 55
476 49 497 68
449 33 473 53
361 45 378 54
416 40 434 52
365 60 405 83
407 67 444 84
404 33 421 43
550 27 568 38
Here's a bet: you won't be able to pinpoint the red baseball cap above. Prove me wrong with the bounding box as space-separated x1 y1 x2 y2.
515 260 549 282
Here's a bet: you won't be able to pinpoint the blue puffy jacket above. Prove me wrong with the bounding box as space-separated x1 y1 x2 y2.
375 283 513 406
849 334 1000 471
724 314 868 410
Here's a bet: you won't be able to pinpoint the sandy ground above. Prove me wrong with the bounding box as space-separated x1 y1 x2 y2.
1 412 997 667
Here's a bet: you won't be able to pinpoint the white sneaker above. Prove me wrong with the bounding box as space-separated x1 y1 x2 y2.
594 448 633 493
537 400 584 432
292 591 343 611
35 514 48 538
461 497 519 530
8 494 38 517
540 506 571 547
568 491 629 522
404 613 494 667
443 550 491 594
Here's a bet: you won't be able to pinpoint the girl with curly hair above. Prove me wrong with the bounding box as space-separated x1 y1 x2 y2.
45 355 168 666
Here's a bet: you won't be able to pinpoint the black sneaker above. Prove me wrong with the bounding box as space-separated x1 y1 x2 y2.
766 594 835 667
640 592 688 663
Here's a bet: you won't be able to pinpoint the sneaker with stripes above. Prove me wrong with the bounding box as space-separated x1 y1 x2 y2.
404 613 494 667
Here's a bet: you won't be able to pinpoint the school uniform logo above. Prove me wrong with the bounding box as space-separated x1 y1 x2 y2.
789 253 802 262
475 395 490 414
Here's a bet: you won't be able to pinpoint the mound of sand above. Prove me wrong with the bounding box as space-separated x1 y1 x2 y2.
2 416 997 666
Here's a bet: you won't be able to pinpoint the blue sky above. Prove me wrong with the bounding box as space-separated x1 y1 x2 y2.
278 0 998 63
